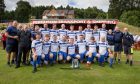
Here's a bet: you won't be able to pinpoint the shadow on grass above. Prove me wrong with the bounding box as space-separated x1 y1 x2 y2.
60 67 91 70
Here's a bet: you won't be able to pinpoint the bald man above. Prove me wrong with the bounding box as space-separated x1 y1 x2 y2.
5 21 19 66
114 26 123 64
122 28 134 66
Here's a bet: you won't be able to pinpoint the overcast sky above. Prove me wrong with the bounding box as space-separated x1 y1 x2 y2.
5 0 110 12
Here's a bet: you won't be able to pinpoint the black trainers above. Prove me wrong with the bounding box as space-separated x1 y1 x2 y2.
15 65 20 69
22 62 27 66
32 68 37 73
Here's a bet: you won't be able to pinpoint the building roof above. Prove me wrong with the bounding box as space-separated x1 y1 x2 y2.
42 9 74 16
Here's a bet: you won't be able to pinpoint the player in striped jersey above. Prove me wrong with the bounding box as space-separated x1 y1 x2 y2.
99 24 107 41
50 35 59 65
42 34 51 66
58 35 68 63
58 24 68 41
31 33 43 73
76 26 85 41
67 25 76 41
76 35 87 63
84 24 93 42
31 25 40 41
50 24 58 41
86 37 98 67
41 24 50 40
98 36 111 67
93 25 100 43
67 38 80 68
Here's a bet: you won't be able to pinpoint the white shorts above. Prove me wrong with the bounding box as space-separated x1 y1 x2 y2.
108 45 114 51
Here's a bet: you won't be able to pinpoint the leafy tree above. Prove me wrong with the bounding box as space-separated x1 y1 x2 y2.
15 0 31 22
0 0 6 22
120 10 140 27
108 0 140 19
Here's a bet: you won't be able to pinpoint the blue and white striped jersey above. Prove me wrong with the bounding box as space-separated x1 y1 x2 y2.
42 41 51 55
58 29 68 40
98 41 108 55
50 29 58 41
76 40 87 53
84 28 93 42
67 31 76 41
67 44 76 55
87 42 97 53
41 29 50 40
31 40 43 56
59 40 68 53
50 41 59 52
76 31 85 41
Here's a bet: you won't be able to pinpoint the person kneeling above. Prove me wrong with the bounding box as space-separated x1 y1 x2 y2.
31 33 43 73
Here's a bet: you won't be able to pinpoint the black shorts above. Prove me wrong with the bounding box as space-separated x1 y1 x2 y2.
124 46 132 55
6 44 18 53
114 43 123 52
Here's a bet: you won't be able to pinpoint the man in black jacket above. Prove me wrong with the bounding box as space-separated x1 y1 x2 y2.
15 24 31 68
123 28 134 66
114 26 123 64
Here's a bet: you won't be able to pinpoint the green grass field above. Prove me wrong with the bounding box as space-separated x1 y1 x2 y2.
0 47 140 84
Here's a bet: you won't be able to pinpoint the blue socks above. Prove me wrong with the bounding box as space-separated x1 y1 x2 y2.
33 60 36 69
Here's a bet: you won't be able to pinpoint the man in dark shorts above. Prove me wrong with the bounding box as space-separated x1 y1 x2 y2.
5 21 18 66
114 26 123 64
123 28 134 66
15 24 31 68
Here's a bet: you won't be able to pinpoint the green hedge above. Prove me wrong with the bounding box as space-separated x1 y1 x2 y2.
120 10 140 27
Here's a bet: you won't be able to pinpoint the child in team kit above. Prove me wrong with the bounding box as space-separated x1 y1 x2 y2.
31 33 43 73
76 35 87 63
50 35 59 64
86 37 98 67
107 29 115 68
67 38 80 68
58 35 68 63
